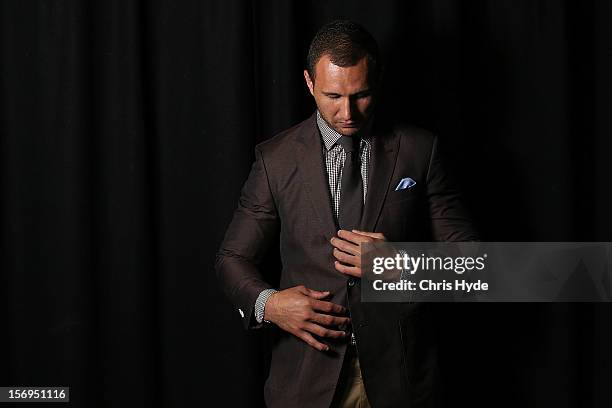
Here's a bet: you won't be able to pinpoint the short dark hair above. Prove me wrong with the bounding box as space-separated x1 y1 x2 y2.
307 20 381 84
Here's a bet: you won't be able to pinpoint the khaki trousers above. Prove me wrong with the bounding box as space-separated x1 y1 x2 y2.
331 348 371 408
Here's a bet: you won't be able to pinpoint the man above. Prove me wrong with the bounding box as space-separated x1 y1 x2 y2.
216 20 477 407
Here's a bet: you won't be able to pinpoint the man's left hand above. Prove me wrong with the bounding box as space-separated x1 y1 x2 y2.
330 229 387 278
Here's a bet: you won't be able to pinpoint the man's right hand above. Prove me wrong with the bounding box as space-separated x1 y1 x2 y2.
263 285 350 352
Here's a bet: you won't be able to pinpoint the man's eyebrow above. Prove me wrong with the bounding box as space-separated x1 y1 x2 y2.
321 89 372 97
352 89 372 97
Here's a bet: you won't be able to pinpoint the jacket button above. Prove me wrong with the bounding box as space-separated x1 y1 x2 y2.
348 278 355 287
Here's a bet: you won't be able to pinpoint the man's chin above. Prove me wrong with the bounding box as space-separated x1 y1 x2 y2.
334 126 361 136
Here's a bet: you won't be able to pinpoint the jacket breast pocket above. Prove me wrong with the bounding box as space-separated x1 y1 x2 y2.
385 184 421 207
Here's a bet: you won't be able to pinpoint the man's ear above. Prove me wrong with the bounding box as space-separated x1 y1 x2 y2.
303 70 314 96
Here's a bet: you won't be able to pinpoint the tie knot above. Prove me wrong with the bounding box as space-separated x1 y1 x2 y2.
337 136 360 154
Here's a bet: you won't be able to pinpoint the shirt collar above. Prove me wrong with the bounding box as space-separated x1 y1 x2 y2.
316 111 372 151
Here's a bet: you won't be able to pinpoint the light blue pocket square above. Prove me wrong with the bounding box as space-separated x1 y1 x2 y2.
395 177 416 191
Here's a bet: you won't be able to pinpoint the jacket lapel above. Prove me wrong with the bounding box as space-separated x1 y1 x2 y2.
296 114 338 239
360 123 400 232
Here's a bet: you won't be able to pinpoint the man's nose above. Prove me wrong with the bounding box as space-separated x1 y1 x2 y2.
339 97 354 120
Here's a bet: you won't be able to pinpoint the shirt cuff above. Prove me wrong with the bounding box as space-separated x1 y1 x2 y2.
254 288 278 324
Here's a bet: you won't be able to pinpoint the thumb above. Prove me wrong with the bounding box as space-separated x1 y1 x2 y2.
306 288 331 299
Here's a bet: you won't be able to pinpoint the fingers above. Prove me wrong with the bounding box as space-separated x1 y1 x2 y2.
310 299 347 315
298 331 330 352
304 323 347 339
299 321 349 352
297 285 330 299
332 247 360 267
336 229 371 246
351 229 386 240
330 235 360 255
336 229 386 244
307 289 331 299
334 260 361 278
310 312 351 328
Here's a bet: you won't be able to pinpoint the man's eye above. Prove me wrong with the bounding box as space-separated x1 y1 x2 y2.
328 95 340 99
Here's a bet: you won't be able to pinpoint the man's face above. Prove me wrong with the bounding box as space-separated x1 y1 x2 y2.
304 55 376 136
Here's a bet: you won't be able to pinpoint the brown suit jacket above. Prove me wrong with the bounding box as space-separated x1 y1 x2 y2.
216 112 478 407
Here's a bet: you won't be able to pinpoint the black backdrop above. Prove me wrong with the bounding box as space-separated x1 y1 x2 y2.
1 1 612 407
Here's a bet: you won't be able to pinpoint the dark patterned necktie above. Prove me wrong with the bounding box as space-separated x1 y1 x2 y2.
338 135 363 230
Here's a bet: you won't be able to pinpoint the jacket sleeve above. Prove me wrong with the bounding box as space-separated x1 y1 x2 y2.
425 136 480 241
215 147 279 329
